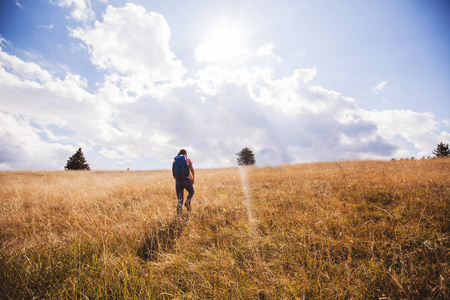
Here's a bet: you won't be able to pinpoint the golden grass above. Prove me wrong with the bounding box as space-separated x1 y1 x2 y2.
0 159 449 299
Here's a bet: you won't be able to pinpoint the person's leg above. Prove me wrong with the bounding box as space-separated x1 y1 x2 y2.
176 180 184 216
184 178 194 211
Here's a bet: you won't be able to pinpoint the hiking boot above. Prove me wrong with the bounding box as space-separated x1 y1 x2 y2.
185 201 191 212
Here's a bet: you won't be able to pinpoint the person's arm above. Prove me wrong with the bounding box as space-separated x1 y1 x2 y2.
189 162 195 184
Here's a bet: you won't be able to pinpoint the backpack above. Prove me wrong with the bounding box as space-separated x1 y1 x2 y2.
172 155 190 180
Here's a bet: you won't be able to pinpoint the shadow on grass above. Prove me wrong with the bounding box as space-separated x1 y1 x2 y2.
138 214 189 261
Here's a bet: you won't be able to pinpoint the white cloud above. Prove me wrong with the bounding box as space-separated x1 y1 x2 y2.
0 111 75 170
359 109 447 157
55 0 95 23
256 43 283 62
0 37 439 169
0 46 53 83
372 80 387 94
0 4 446 170
118 65 396 167
0 43 121 169
256 43 273 56
99 147 126 160
38 24 54 31
70 3 186 94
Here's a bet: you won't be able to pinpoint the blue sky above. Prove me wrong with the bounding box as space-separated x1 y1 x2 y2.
0 0 449 170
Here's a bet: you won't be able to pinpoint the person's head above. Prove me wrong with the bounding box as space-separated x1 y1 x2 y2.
178 149 187 156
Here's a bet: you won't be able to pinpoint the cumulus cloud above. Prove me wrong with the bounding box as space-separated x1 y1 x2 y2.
0 43 117 169
108 65 398 167
70 3 186 95
55 0 95 23
0 111 75 170
359 109 448 157
256 43 283 62
0 4 446 170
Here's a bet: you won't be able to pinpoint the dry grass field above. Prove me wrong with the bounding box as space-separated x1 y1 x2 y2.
0 159 449 299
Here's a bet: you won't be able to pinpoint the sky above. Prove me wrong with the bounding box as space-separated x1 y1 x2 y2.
0 0 449 170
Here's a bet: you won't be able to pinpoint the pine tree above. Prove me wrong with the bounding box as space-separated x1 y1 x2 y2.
65 148 90 170
432 142 450 158
236 147 256 166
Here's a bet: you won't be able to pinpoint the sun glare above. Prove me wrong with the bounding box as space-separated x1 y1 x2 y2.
195 23 248 64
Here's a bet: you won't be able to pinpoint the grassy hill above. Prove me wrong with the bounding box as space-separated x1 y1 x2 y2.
0 159 448 299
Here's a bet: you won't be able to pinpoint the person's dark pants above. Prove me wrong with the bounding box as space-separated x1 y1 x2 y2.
176 178 194 216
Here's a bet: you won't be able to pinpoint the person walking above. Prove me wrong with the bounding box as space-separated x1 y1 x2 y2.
172 149 195 216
